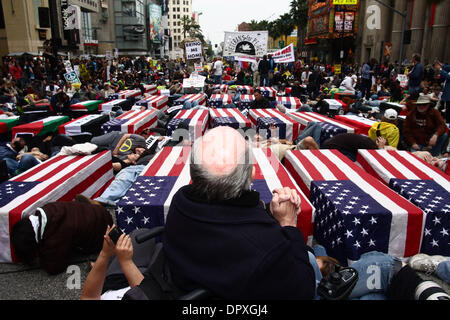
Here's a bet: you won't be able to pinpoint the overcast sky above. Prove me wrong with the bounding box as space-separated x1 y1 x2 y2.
192 0 293 47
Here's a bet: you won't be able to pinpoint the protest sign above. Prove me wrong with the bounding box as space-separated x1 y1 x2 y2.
64 71 81 85
223 31 268 57
272 43 296 63
185 41 203 60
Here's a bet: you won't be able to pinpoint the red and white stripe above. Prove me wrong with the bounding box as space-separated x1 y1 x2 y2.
99 99 128 112
212 84 229 92
181 94 207 106
141 146 192 221
209 94 233 106
209 108 252 128
286 111 355 133
0 151 114 263
248 108 300 142
284 149 424 258
115 90 142 99
143 84 157 95
357 149 450 191
115 109 158 134
235 85 254 94
133 95 168 111
252 148 315 245
172 109 209 141
334 114 377 135
258 87 277 98
276 97 302 109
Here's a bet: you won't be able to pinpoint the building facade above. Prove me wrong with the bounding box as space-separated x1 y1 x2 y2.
357 0 450 66
0 0 52 57
167 0 192 59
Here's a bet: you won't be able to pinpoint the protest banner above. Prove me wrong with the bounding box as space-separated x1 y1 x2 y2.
272 43 296 63
64 70 81 85
223 31 268 57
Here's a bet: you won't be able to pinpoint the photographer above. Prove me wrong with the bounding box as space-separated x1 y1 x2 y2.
81 225 145 300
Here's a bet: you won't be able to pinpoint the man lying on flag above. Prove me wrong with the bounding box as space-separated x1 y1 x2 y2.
163 126 317 299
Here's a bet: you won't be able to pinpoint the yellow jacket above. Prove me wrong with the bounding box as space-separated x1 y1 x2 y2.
368 122 400 148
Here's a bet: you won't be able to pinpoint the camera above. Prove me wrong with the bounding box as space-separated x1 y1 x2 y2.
108 227 124 245
317 265 358 300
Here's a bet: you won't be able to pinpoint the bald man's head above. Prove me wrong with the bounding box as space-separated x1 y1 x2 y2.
196 126 247 176
190 126 254 202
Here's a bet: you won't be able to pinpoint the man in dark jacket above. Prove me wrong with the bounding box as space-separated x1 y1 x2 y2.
11 201 113 275
163 126 316 300
407 53 423 95
250 89 271 109
258 55 270 87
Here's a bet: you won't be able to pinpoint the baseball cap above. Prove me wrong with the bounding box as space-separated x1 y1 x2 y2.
351 75 357 81
384 108 398 120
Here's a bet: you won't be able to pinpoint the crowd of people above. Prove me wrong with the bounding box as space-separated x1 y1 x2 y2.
1 48 449 301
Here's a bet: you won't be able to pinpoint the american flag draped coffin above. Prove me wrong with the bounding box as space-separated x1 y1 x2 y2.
12 116 70 138
286 112 355 145
133 95 169 111
284 149 424 263
357 149 450 256
209 108 252 130
334 114 377 136
0 150 114 262
99 99 134 113
235 85 254 95
109 90 143 100
208 94 233 108
276 97 302 109
248 108 300 142
237 94 255 110
212 84 228 93
115 147 315 245
258 87 277 98
166 109 209 142
101 109 158 135
173 94 207 107
58 114 110 137
143 84 158 95
322 99 347 112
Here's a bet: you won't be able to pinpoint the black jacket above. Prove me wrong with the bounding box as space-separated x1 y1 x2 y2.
163 185 315 300
258 59 270 75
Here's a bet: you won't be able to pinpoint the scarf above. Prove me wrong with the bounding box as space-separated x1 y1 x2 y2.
28 208 47 243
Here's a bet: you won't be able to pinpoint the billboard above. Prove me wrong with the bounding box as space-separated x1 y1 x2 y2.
223 31 268 57
149 3 162 44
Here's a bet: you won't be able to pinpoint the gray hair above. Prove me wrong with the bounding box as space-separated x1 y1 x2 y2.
190 137 254 202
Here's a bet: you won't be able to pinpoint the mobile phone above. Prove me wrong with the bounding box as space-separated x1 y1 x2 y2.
108 227 123 245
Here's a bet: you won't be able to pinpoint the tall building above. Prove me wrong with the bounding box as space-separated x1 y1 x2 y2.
357 0 450 66
0 0 52 57
167 0 192 59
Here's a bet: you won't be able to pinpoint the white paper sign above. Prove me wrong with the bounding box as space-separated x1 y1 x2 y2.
272 43 296 63
185 41 203 60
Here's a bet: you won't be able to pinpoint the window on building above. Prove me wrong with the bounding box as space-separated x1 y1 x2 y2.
81 11 94 41
123 2 136 17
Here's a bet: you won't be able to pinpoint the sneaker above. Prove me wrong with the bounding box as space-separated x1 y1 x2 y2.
409 254 447 274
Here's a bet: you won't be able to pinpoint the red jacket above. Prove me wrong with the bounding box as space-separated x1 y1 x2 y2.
403 107 447 145
10 65 23 80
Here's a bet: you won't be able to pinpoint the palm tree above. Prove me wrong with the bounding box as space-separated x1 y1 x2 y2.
290 0 309 53
277 13 296 47
181 16 201 39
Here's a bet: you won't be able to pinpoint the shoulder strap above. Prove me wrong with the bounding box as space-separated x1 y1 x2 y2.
376 123 382 137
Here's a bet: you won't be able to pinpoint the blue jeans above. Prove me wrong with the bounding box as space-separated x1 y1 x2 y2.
308 251 322 300
213 75 222 85
409 132 448 157
260 73 269 87
95 165 146 206
436 260 450 284
295 121 322 147
408 85 421 95
183 100 199 110
5 154 40 176
349 251 400 300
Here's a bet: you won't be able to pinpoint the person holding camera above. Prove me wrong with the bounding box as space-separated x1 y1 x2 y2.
81 225 145 300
